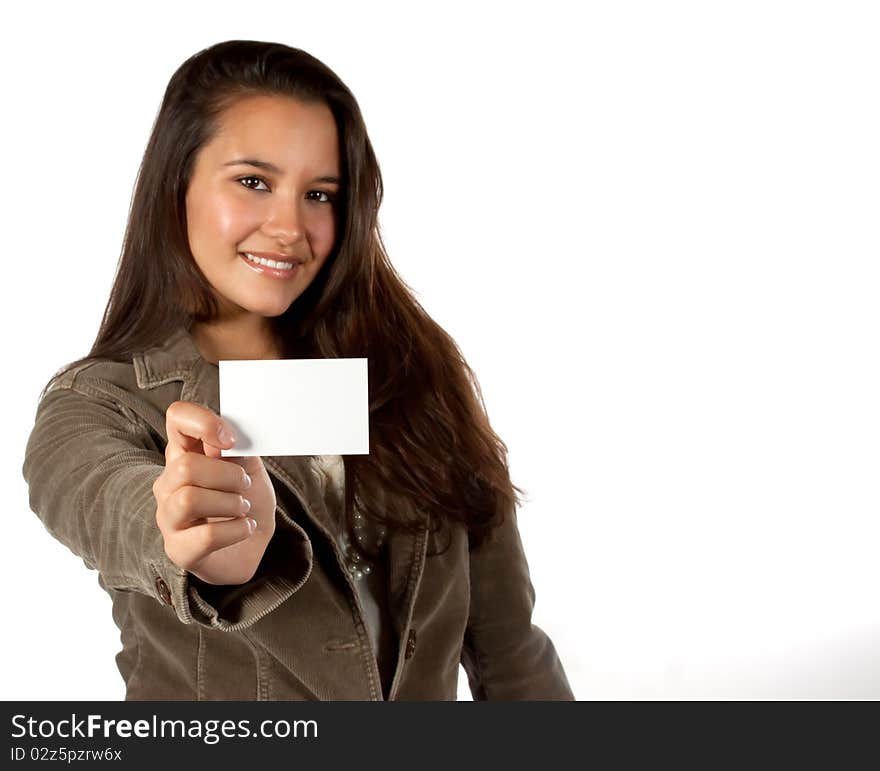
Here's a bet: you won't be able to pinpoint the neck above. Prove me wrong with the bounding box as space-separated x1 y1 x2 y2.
190 316 282 364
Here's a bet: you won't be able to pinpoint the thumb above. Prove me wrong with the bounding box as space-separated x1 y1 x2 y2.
213 419 263 473
203 416 236 460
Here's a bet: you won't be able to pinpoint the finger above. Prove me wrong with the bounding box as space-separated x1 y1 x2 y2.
159 485 252 531
160 452 252 498
217 453 268 479
167 517 258 570
165 401 235 463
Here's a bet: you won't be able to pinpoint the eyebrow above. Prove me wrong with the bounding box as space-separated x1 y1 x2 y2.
223 158 340 184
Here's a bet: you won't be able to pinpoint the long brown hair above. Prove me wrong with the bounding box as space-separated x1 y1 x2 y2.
42 39 524 552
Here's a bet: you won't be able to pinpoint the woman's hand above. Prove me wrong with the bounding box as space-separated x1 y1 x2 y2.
152 400 276 585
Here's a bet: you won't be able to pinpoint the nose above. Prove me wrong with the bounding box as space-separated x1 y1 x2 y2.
262 197 306 246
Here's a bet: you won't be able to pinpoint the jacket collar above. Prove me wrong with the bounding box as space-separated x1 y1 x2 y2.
133 324 203 391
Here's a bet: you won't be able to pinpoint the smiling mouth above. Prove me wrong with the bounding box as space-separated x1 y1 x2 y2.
240 252 301 270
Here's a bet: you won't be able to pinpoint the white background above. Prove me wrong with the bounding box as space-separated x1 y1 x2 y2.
3 0 879 699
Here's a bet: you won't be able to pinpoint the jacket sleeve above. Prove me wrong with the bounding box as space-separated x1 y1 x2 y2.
460 506 575 700
21 382 313 632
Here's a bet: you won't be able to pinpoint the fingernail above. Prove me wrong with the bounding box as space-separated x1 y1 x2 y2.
240 496 251 514
247 517 257 534
218 423 235 445
242 473 252 490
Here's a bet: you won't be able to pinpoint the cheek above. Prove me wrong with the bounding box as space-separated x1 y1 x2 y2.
191 190 257 245
310 210 338 254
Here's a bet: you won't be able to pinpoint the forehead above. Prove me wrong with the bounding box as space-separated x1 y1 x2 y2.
204 94 340 170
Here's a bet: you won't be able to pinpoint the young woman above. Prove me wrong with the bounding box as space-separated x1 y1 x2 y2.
22 39 574 701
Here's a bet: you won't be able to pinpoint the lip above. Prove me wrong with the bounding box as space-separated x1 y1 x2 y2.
238 252 301 279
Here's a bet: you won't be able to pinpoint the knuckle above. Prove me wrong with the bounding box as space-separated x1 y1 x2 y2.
177 486 196 513
155 503 171 536
177 453 195 481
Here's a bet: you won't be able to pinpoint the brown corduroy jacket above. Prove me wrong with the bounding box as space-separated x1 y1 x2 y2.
21 326 574 701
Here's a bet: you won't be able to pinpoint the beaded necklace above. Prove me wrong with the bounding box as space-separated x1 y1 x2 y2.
310 455 387 581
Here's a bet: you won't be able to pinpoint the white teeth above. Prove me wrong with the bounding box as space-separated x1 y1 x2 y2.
243 252 295 270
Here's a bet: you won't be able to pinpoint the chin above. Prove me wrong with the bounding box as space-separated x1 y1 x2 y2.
247 301 294 317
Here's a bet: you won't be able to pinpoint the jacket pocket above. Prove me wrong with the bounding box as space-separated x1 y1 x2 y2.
197 626 266 700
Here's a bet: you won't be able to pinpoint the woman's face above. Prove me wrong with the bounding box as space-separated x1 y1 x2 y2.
185 94 341 320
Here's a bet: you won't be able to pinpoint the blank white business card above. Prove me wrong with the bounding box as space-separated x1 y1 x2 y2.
218 358 369 457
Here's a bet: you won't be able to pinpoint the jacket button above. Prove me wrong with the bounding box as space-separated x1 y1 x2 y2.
405 628 417 660
155 577 173 606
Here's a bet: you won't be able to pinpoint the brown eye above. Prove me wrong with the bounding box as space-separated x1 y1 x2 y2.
238 176 269 191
